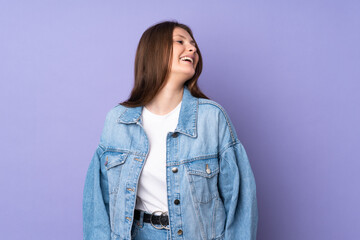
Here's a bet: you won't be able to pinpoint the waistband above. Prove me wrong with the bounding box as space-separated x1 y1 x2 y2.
134 209 170 229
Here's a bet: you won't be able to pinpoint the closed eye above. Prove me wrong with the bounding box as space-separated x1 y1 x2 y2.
175 40 196 48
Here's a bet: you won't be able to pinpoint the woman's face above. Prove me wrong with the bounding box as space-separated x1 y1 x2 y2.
169 27 199 83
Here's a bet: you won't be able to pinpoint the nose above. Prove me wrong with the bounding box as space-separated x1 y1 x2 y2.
188 44 197 53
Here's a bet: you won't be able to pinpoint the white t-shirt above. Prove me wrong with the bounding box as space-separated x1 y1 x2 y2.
135 100 182 214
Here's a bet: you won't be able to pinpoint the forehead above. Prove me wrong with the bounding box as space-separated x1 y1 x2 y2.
173 27 193 40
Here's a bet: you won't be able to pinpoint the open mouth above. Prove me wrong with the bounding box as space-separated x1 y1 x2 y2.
182 60 193 64
180 56 194 64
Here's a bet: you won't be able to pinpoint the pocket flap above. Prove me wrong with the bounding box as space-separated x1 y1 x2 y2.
105 152 128 170
186 157 219 178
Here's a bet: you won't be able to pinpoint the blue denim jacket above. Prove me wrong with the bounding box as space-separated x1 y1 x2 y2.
83 85 258 240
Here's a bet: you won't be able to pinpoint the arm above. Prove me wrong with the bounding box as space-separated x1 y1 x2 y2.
83 145 111 240
218 141 258 240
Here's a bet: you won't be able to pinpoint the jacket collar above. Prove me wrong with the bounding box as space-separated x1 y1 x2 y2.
117 85 198 138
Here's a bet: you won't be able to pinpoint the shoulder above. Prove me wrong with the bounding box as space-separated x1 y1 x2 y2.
199 98 227 112
104 104 127 122
198 98 233 126
98 104 128 145
198 98 239 144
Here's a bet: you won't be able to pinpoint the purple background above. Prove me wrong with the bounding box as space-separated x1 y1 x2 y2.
1 1 359 239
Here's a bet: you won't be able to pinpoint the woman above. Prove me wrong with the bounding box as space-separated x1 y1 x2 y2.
83 20 258 240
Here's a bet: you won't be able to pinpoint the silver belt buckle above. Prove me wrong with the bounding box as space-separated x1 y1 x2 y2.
150 210 170 230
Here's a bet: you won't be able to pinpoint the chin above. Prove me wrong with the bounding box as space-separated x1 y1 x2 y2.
172 68 195 78
184 72 195 79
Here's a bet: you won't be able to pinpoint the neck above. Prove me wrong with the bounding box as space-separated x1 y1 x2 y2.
144 83 184 116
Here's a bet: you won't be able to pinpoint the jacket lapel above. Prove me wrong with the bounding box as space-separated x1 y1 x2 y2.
117 85 198 138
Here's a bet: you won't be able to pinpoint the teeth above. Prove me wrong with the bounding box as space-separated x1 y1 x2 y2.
180 56 193 63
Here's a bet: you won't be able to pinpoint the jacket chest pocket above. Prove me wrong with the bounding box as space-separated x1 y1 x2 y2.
185 157 220 203
104 152 129 195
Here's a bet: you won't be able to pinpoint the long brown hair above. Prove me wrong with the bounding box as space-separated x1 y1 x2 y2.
119 20 210 107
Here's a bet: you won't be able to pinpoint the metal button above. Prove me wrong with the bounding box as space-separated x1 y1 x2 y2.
172 167 178 173
174 199 180 205
172 132 178 138
177 229 183 235
206 164 211 174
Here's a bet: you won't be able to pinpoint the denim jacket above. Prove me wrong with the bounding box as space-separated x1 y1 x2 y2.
83 85 258 240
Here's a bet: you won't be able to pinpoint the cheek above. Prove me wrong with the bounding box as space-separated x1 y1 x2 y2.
171 55 179 65
173 52 180 63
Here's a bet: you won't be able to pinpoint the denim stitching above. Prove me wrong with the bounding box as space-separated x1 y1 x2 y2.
185 169 206 239
198 99 237 144
211 197 218 239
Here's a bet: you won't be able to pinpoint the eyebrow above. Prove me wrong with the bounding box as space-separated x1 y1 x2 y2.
174 34 195 44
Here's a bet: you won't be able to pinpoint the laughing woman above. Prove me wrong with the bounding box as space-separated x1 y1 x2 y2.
83 20 258 240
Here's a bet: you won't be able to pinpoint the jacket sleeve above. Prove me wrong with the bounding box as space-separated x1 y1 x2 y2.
218 141 258 240
83 145 111 240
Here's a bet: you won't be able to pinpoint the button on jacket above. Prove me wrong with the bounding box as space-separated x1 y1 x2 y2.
83 85 258 240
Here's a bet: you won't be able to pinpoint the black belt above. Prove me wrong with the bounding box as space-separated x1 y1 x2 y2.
134 209 169 226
